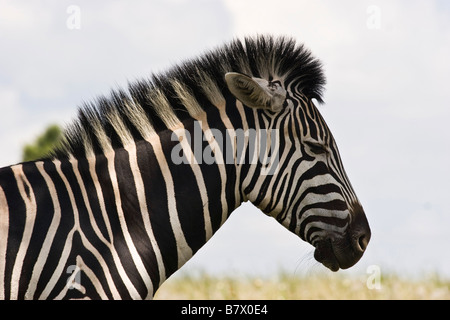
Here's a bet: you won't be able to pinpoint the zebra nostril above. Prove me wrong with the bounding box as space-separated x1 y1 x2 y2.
349 202 371 254
355 232 369 253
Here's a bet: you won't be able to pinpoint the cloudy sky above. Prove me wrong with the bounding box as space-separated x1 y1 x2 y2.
1 0 449 281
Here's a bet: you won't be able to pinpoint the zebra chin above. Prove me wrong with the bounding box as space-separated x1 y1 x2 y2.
312 204 371 272
313 237 363 272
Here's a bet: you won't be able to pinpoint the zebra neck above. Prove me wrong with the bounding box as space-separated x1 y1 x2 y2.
82 131 244 281
0 159 98 299
0 101 262 298
73 136 240 283
0 138 241 299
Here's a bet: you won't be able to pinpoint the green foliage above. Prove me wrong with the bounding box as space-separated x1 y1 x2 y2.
22 125 62 162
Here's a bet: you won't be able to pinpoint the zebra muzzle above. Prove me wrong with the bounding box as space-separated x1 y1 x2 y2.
314 209 371 271
314 236 364 272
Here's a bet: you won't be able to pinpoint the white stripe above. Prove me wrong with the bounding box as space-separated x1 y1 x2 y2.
75 255 108 299
25 161 62 299
85 155 137 299
281 165 332 229
54 257 85 299
54 255 108 300
39 160 76 299
105 151 151 298
214 100 240 223
38 159 125 299
109 108 164 292
303 220 348 240
39 228 76 299
170 83 217 238
0 186 9 300
193 114 228 231
241 106 288 205
149 137 193 268
172 127 213 240
297 193 346 220
241 107 259 201
87 157 114 240
69 157 123 299
38 159 122 299
299 207 349 228
125 143 164 293
10 165 37 300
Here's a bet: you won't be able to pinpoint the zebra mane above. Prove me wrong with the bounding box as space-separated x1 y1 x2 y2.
51 35 326 159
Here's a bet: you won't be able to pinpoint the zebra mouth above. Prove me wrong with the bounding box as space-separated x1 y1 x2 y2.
314 236 365 272
314 239 340 272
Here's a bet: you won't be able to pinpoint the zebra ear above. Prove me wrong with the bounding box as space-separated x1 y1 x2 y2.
225 72 286 112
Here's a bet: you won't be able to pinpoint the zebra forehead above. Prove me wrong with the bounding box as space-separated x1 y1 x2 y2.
50 35 325 159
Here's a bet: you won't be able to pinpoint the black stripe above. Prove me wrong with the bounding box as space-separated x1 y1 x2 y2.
0 166 23 299
32 160 75 298
136 139 176 281
299 199 349 241
291 183 343 218
160 128 205 254
303 215 350 243
19 162 53 299
93 153 132 299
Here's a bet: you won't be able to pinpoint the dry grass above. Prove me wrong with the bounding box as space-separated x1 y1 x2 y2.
154 272 450 300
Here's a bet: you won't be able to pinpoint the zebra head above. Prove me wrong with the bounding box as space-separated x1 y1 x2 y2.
225 71 371 272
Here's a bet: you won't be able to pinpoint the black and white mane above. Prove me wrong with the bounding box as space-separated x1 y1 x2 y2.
51 35 326 160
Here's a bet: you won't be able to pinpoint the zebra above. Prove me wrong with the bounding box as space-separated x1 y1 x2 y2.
0 35 370 299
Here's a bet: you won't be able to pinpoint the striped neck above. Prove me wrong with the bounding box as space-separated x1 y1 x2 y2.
0 94 255 299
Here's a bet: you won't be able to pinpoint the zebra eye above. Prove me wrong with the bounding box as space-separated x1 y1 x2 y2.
304 141 327 155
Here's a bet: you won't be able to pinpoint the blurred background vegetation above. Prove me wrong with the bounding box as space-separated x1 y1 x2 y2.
22 124 62 162
155 272 450 300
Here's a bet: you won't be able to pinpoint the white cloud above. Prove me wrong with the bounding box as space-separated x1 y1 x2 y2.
223 0 357 50
0 1 45 30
